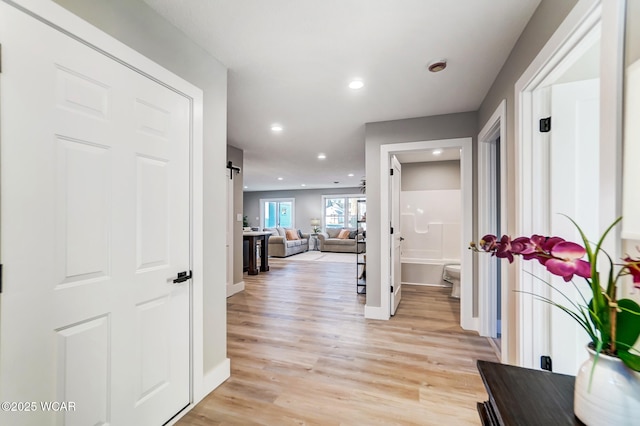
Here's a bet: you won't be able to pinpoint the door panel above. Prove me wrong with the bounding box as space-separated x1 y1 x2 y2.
390 156 402 315
549 79 599 375
0 4 190 425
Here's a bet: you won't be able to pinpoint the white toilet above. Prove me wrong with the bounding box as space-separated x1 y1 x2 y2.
443 264 461 298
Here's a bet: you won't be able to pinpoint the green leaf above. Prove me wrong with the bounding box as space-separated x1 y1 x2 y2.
617 298 640 351
617 349 640 372
588 298 610 344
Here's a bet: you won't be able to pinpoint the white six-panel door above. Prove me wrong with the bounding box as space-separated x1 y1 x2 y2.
390 156 402 315
0 3 191 425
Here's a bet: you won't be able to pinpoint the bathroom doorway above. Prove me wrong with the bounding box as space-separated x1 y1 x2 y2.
478 100 507 360
380 138 475 331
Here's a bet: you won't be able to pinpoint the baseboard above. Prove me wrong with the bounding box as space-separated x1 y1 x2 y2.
167 358 230 426
364 304 389 320
200 358 231 403
401 281 450 287
227 280 245 297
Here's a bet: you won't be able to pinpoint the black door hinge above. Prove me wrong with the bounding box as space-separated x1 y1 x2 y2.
0 44 3 74
539 117 551 133
390 226 394 234
541 355 552 371
390 168 394 175
390 286 394 292
0 264 3 293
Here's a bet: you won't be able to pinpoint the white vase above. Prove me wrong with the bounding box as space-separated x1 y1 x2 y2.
574 346 640 425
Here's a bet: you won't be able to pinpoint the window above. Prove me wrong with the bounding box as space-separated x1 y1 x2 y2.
322 195 365 229
260 198 294 229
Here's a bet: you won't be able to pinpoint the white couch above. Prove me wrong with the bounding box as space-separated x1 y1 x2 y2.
264 227 309 257
317 228 365 253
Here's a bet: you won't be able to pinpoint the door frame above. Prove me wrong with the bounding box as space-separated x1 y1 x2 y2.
2 0 207 415
513 0 625 369
477 100 508 358
379 138 474 329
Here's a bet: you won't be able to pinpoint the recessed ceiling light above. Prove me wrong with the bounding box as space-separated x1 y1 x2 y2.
348 80 364 90
348 173 354 177
427 59 447 73
433 149 443 155
317 153 326 159
301 184 306 187
244 186 248 189
277 177 283 181
271 124 283 132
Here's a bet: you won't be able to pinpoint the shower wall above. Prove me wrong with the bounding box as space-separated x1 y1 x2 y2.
400 160 461 285
400 190 461 260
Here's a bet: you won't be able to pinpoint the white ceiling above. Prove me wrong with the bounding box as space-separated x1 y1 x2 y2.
142 0 541 191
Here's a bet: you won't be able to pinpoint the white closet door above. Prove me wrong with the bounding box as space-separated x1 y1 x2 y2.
0 3 191 425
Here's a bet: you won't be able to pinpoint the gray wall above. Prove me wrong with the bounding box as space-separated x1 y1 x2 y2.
478 0 578 232
363 0 577 312
54 0 229 377
244 187 362 233
401 160 461 191
364 112 477 308
227 145 244 286
476 0 577 358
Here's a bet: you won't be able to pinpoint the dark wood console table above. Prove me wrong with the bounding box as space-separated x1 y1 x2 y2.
243 232 271 275
477 360 583 425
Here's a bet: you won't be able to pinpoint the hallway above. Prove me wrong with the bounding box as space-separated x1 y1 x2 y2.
179 258 498 425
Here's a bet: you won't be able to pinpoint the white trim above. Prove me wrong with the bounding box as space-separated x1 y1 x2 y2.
514 0 603 369
7 0 213 416
201 358 231 399
227 280 245 297
379 138 474 329
477 99 508 362
168 359 231 425
226 169 235 292
364 305 389 320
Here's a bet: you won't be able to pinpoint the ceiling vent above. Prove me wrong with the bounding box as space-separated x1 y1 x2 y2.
428 59 447 73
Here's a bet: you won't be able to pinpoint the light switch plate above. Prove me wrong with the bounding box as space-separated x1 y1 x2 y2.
236 213 242 222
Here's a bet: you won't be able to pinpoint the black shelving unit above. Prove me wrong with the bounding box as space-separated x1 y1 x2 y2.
357 199 366 294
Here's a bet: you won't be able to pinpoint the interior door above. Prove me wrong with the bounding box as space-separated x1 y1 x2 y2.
390 156 402 315
548 78 600 375
0 4 190 425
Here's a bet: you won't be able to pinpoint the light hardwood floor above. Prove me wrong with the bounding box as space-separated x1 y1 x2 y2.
178 258 498 425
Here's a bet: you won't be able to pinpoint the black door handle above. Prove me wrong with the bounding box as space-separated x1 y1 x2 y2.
173 270 192 283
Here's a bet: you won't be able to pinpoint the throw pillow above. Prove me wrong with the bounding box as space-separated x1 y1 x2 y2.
348 230 357 239
298 229 303 239
285 229 299 240
327 228 341 238
337 229 350 239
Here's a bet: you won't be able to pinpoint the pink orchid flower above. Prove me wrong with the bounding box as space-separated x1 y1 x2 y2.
480 234 498 251
623 256 640 288
545 241 591 282
495 235 514 263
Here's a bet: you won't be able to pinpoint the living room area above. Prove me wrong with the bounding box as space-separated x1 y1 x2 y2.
240 182 366 276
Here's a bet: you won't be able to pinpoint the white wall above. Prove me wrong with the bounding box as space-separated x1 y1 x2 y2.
623 0 640 304
53 0 229 379
400 160 462 261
